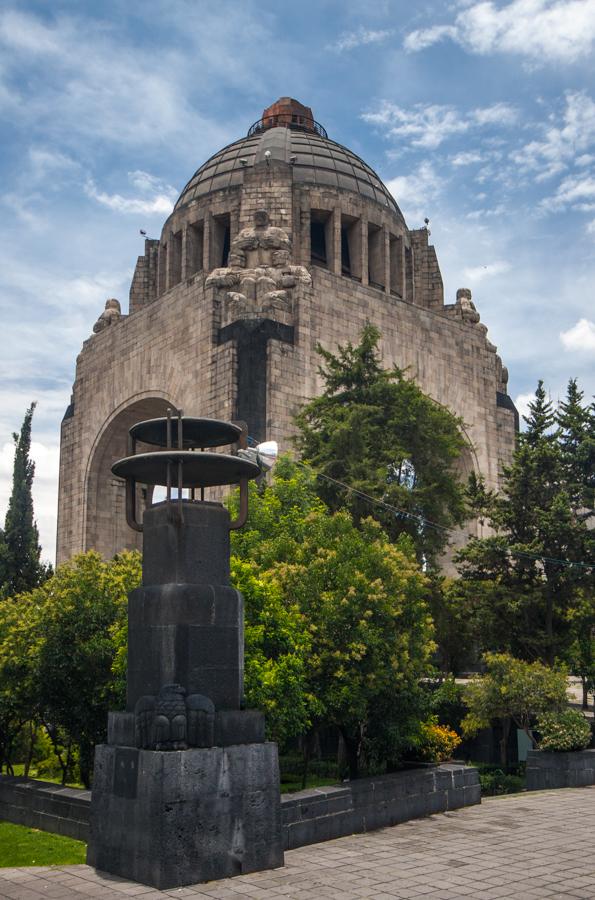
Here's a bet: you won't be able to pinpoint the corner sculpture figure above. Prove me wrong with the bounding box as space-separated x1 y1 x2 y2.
92 297 121 333
86 411 284 890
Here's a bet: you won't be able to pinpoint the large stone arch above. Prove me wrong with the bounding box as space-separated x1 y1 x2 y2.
83 392 178 559
440 426 485 573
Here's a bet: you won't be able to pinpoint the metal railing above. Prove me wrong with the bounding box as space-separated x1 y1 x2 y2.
247 116 328 139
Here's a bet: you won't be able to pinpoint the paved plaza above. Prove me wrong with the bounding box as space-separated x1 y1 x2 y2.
1 787 594 899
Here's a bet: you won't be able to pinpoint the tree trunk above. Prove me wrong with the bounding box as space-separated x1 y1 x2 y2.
24 722 36 777
499 718 511 767
340 728 360 780
301 730 314 790
582 677 589 710
545 591 554 666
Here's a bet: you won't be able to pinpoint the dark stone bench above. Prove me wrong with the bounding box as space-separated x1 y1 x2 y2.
0 761 481 851
526 749 595 791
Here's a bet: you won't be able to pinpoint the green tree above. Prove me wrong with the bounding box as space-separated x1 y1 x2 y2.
0 590 42 773
557 379 595 513
456 381 594 665
295 325 467 566
231 457 435 777
35 551 140 786
0 551 140 784
462 653 569 763
0 404 46 597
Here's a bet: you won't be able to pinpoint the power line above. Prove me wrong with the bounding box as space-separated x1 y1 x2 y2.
247 434 594 571
309 465 595 572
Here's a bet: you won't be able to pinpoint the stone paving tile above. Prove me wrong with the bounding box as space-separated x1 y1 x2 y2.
2 787 595 898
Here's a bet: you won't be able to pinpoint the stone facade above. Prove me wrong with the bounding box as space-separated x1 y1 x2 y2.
57 98 517 563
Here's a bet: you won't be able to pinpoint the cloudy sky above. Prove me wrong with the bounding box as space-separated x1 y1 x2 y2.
0 0 594 563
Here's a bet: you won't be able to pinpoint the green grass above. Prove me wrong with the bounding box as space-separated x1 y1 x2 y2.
5 764 84 789
0 821 87 867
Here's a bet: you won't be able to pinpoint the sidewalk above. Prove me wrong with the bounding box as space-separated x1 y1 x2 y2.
1 787 594 899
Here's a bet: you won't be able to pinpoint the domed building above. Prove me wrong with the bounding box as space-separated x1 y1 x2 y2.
56 98 517 563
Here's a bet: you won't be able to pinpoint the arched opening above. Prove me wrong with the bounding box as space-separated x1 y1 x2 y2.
440 435 482 574
84 395 176 560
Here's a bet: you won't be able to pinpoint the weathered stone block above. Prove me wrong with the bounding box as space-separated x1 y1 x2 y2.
87 743 283 890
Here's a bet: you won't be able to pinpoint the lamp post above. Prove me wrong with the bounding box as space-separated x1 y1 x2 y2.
87 411 284 890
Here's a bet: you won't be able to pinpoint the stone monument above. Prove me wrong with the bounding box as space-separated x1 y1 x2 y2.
57 97 518 568
86 412 284 889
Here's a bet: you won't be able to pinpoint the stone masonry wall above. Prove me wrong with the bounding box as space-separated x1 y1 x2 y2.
0 763 481 850
526 749 595 790
57 159 516 563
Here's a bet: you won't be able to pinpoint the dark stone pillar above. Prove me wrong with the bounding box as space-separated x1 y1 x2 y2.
219 318 294 443
87 497 283 889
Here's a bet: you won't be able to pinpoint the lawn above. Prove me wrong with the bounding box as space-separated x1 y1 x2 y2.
0 821 86 867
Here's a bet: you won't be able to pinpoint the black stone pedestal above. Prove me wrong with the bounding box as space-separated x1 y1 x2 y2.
87 499 284 888
88 743 283 889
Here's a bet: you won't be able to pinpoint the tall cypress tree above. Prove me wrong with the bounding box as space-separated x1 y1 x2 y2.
557 378 595 514
457 380 594 665
0 404 44 597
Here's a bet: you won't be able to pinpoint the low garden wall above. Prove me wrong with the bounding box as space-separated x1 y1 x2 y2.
0 775 91 842
526 748 595 791
0 762 481 850
281 763 481 850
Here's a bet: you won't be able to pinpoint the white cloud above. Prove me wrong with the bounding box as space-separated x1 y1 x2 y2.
404 0 595 65
404 24 457 52
541 173 595 212
512 91 595 180
514 392 535 420
451 151 484 166
385 162 444 222
0 9 241 154
84 171 177 216
462 260 511 282
328 28 393 52
560 318 595 351
362 102 518 149
465 204 506 219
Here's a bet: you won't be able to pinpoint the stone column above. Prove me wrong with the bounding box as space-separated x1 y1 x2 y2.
361 216 369 286
87 498 284 889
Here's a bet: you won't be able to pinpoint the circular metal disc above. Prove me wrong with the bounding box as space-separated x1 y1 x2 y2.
130 417 242 449
111 451 260 487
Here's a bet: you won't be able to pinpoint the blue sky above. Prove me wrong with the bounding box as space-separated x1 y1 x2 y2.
0 0 594 562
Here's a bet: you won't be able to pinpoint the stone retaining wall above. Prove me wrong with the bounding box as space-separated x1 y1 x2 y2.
281 763 480 850
0 776 91 842
0 762 481 850
526 749 595 791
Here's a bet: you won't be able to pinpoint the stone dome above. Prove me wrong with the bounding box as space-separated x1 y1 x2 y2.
174 98 403 221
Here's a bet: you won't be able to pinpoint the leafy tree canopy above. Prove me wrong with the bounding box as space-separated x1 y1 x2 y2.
295 324 467 566
0 551 140 785
230 457 436 775
462 652 568 748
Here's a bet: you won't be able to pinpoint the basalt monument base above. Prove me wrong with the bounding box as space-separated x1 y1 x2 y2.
88 742 283 890
86 432 283 891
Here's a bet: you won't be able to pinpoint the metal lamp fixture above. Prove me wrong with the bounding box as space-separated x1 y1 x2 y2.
111 408 261 532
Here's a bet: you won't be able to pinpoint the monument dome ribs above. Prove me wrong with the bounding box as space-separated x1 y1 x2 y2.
56 97 517 565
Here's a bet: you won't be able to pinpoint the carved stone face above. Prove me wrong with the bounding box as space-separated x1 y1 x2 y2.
456 288 472 303
254 209 269 229
105 298 121 313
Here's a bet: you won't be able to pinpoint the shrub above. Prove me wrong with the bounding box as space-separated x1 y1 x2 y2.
415 717 461 763
537 709 592 752
477 767 525 796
